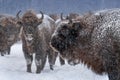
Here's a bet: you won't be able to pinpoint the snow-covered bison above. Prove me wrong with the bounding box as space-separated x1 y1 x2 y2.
50 9 120 80
17 10 58 73
0 11 21 56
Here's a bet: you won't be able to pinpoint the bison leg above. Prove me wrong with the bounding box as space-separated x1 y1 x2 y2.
59 56 65 65
104 56 118 80
35 51 47 73
35 59 42 73
35 53 42 73
48 50 58 70
41 54 47 70
101 48 119 80
1 52 4 56
7 47 11 55
24 53 33 73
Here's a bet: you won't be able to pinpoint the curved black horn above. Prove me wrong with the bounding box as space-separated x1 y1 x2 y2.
16 10 21 19
68 17 73 24
66 15 69 19
40 11 44 20
60 13 63 20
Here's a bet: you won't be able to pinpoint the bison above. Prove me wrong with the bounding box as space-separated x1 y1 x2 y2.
0 11 22 56
17 10 60 73
50 9 120 80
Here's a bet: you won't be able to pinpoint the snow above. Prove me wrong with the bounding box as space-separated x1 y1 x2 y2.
0 43 108 80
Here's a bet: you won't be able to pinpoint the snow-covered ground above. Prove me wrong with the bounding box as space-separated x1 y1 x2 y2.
0 43 108 80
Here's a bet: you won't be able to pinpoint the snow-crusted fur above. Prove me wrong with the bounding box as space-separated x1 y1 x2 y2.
50 9 120 80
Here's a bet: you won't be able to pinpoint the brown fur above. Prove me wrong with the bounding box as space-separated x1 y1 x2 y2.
63 45 105 74
22 10 42 27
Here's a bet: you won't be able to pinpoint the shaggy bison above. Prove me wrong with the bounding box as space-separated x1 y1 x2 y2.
17 10 59 73
0 11 21 56
50 9 120 80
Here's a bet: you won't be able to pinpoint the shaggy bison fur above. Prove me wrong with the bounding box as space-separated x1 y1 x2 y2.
50 9 120 80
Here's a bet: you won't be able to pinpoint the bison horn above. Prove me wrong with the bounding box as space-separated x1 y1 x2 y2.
40 11 44 20
68 18 73 24
60 13 63 20
66 15 69 19
16 10 21 19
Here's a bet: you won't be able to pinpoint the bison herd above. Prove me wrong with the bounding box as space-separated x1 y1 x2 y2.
0 8 120 80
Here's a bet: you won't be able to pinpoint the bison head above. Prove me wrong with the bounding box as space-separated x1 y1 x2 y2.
17 10 44 45
50 16 83 65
